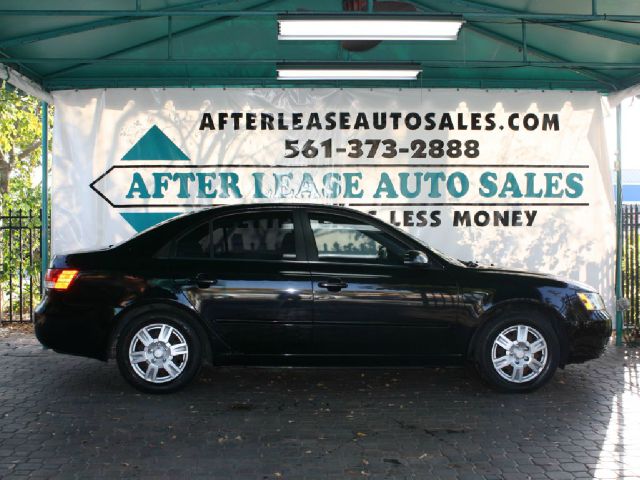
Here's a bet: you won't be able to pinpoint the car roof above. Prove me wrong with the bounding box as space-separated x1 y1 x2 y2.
198 202 368 213
170 202 378 221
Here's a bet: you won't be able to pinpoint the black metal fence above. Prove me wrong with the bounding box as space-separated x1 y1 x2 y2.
0 210 42 323
622 204 640 341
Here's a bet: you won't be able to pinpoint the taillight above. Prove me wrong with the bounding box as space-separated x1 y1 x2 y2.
45 269 79 290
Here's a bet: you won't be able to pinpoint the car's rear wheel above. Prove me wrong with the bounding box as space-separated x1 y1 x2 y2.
475 311 560 393
116 310 202 393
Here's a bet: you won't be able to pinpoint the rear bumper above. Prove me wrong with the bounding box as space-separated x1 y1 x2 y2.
565 309 612 364
34 293 112 361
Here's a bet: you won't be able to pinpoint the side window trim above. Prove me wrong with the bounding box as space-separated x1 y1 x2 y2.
299 209 318 261
300 208 318 262
292 209 309 262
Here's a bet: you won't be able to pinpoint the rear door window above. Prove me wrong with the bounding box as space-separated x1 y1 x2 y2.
210 211 297 261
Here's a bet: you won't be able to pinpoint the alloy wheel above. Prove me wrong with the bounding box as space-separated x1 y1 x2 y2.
128 323 189 384
491 324 548 384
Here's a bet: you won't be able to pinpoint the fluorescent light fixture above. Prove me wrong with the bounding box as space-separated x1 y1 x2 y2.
277 65 421 81
278 15 463 41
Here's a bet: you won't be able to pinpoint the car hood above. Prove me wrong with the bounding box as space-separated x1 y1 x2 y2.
470 264 596 292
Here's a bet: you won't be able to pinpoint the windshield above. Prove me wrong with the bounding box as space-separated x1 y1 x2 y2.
427 244 467 267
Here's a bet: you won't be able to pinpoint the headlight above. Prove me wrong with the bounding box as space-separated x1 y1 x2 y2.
577 292 606 311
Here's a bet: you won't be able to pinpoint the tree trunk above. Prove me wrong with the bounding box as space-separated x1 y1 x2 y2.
0 156 10 197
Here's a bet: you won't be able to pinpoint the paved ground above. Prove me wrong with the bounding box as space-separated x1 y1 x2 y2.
0 329 639 480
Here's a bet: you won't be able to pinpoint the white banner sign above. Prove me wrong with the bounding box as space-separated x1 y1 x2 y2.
52 88 615 307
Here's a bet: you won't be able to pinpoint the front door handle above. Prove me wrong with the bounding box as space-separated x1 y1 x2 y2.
195 273 217 288
318 280 348 292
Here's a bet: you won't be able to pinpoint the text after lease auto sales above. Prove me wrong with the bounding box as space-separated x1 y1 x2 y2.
123 111 578 228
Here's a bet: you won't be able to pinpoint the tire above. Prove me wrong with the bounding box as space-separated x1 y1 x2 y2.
116 307 203 393
474 310 560 393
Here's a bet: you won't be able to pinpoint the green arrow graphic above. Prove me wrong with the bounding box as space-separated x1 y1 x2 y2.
121 125 189 161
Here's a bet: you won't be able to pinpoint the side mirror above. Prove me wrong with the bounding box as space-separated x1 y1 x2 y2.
404 250 429 265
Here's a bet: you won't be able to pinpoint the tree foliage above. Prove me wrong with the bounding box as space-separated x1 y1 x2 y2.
0 81 50 213
0 81 51 320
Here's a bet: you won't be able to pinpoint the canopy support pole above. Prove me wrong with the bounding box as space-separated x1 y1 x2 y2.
615 104 623 346
40 101 48 290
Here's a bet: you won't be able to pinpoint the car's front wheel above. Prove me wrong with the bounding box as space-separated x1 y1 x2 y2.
116 309 202 393
475 311 560 392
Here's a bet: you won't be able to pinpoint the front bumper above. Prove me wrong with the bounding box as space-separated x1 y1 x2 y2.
565 309 612 364
34 293 113 361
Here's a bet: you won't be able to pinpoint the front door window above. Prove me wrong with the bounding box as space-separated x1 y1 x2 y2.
309 212 406 265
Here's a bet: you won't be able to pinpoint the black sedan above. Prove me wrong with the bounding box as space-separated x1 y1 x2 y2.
35 203 611 393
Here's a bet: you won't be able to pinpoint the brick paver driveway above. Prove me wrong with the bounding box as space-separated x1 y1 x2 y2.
0 330 638 480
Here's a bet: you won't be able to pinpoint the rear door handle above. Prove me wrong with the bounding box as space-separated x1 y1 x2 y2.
318 280 348 292
195 273 217 288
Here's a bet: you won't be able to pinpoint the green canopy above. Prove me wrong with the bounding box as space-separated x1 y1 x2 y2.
2 0 640 92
